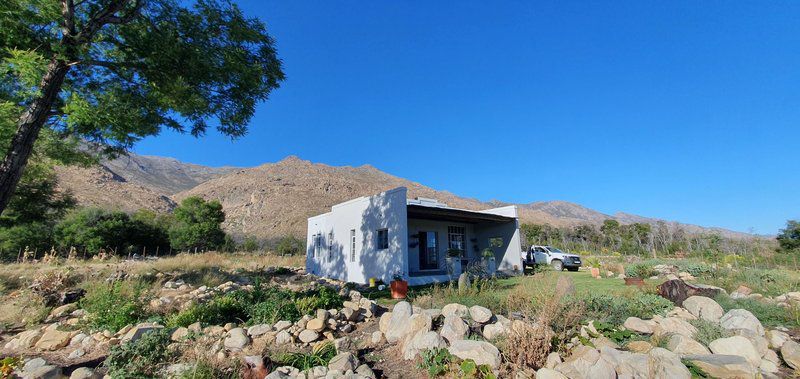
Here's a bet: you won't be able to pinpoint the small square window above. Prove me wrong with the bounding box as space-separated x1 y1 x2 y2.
489 237 504 248
377 229 389 250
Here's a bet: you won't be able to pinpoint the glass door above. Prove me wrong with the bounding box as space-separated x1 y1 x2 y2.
418 231 439 270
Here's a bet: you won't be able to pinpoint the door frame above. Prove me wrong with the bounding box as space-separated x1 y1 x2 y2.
418 231 439 270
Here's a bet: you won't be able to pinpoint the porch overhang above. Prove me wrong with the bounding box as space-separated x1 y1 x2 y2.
406 204 515 224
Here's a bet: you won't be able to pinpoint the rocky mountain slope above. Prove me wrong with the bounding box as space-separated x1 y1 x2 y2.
56 153 752 241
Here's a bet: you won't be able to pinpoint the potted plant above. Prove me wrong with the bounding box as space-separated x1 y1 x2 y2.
624 263 655 286
586 257 601 278
445 248 463 279
390 271 408 299
482 248 496 274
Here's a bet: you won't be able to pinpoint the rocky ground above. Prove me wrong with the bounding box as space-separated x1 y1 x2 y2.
1 265 799 378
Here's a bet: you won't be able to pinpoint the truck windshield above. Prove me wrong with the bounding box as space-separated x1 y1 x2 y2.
546 247 564 253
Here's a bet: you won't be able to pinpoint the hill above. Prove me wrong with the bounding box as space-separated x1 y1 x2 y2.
55 152 753 241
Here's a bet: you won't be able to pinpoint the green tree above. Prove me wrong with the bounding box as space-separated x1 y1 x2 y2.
55 207 169 254
777 220 800 252
169 196 226 251
276 235 303 256
0 0 284 215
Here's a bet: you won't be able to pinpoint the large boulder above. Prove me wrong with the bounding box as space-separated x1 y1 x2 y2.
657 279 724 305
298 329 320 343
719 309 764 337
652 316 697 338
623 317 655 334
121 323 164 344
682 296 724 322
482 322 508 340
403 331 446 360
535 368 568 379
223 328 250 351
442 303 469 318
447 340 501 368
708 336 761 367
385 301 413 342
781 340 800 370
555 346 615 379
305 318 325 332
440 314 468 343
327 352 358 372
667 334 710 356
683 354 757 378
647 348 691 379
34 329 72 351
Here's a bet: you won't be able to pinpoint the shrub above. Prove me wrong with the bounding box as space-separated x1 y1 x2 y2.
418 348 453 377
81 281 150 332
166 295 247 328
689 318 731 346
169 197 227 251
276 341 336 371
241 237 260 252
276 235 303 256
105 328 174 378
714 295 798 328
55 208 169 255
624 263 656 279
177 361 237 379
459 359 496 379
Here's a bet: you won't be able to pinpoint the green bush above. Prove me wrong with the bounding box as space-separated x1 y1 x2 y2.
276 235 303 256
169 197 227 251
418 348 453 377
166 295 247 328
275 341 336 371
689 318 731 346
714 295 799 328
624 263 657 279
81 281 150 332
578 292 673 325
177 361 238 379
55 208 169 255
105 328 174 378
240 237 260 252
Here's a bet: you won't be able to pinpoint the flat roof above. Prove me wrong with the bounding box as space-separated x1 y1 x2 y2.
406 204 515 224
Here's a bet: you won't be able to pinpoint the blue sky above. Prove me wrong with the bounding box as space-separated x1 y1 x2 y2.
134 1 800 234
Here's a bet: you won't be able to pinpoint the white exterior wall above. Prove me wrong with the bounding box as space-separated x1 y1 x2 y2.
475 205 524 273
306 187 408 284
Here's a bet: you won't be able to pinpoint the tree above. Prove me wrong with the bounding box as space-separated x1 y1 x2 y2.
168 196 226 251
777 220 800 252
276 235 303 256
54 207 169 254
0 0 285 214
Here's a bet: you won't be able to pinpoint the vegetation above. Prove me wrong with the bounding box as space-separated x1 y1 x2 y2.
105 328 174 378
275 341 337 371
0 0 284 215
688 318 731 346
55 208 170 256
169 197 227 252
418 348 454 377
276 235 304 256
777 220 800 252
81 280 151 331
624 263 657 279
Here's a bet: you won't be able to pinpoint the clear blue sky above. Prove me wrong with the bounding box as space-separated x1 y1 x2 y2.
134 1 800 235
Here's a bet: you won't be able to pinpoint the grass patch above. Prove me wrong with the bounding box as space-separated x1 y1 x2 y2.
81 280 152 332
576 292 673 326
105 328 174 378
275 341 336 371
689 318 731 346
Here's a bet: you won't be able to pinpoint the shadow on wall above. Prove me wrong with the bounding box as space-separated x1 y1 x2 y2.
358 190 406 284
306 231 348 283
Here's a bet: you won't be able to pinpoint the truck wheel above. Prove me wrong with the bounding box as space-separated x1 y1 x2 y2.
551 260 563 271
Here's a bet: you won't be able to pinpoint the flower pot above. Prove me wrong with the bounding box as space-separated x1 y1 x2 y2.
484 258 496 274
624 277 645 286
390 280 408 299
590 267 601 278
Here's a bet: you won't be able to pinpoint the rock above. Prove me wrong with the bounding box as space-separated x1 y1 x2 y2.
275 330 293 344
536 368 568 379
657 279 724 305
623 317 654 334
171 327 188 341
68 348 86 359
458 273 471 292
224 328 250 351
273 320 292 331
708 336 761 367
684 354 757 378
666 307 698 320
555 346 615 379
328 352 358 372
667 334 710 356
403 331 447 360
378 312 392 334
652 316 697 338
188 322 202 332
440 314 469 343
121 323 163 344
371 331 383 344
731 285 753 298
69 367 100 379
482 322 508 340
12 329 44 349
682 296 724 322
447 340 501 368
760 358 779 374
247 324 271 337
442 303 469 318
306 318 326 332
385 301 413 342
766 329 790 350
469 305 492 323
48 303 78 320
648 347 691 379
298 329 320 343
35 329 72 351
355 364 376 378
19 366 61 379
545 352 562 369
399 313 432 348
781 340 800 370
626 340 654 353
720 309 764 337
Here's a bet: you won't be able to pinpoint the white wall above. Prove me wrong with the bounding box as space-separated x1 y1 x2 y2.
306 187 408 284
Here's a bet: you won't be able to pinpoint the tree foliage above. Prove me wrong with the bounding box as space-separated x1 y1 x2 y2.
55 207 169 254
168 196 226 251
276 235 303 256
777 220 800 252
0 0 284 213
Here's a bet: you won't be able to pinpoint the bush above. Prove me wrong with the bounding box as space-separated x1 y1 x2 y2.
275 341 336 371
169 197 227 252
166 295 247 328
241 237 260 252
276 235 303 256
55 208 169 255
418 348 453 377
177 361 238 379
105 328 174 378
578 292 673 326
81 281 150 332
689 318 731 346
624 263 656 279
714 295 799 328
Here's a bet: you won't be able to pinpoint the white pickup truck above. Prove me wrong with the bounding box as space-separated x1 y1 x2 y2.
521 245 582 271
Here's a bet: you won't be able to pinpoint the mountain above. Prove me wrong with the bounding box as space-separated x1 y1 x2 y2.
55 153 754 241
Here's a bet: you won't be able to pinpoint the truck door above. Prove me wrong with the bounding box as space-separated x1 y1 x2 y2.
533 246 548 264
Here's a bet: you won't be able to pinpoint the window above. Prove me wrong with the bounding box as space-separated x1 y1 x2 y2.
447 226 466 252
314 234 322 256
328 232 334 260
489 237 504 248
377 228 389 250
350 229 356 262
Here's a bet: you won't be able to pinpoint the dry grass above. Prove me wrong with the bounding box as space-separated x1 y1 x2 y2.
133 251 304 275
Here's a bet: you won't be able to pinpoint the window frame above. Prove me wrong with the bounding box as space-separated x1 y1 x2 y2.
377 228 389 250
350 229 356 262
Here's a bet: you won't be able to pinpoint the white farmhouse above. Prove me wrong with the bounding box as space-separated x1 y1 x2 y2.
306 187 523 285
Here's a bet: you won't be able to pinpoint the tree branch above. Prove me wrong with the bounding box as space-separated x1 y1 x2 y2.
61 0 76 37
74 0 143 44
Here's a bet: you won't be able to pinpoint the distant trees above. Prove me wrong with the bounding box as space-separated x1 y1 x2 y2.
777 220 800 252
168 197 227 252
54 208 169 255
276 236 304 256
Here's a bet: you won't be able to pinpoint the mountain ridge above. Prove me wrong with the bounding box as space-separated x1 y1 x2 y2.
55 152 756 241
